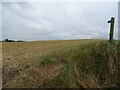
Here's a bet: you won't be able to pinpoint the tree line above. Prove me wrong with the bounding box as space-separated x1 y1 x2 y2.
2 39 25 42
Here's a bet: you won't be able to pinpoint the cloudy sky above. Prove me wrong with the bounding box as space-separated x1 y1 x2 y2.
2 1 118 41
118 2 120 40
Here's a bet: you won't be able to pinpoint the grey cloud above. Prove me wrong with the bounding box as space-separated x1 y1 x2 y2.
118 1 120 40
2 2 118 41
0 2 2 41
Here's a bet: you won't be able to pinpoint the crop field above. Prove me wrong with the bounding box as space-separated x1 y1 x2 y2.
2 39 120 88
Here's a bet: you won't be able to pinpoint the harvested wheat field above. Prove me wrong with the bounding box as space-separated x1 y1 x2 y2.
2 40 85 88
2 39 120 88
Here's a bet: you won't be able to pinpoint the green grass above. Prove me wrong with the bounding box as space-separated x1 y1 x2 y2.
51 64 78 88
40 40 120 88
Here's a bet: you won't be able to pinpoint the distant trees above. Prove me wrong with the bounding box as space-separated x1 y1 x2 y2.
17 40 25 42
3 39 25 42
5 39 15 42
4 39 7 42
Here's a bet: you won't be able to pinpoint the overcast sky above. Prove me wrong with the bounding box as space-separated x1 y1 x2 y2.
2 2 118 41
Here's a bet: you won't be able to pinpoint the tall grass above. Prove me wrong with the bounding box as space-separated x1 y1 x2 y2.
40 40 120 88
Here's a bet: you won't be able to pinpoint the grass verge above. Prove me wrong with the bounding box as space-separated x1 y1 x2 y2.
40 40 120 88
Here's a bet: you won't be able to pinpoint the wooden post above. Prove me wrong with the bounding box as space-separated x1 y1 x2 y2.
108 17 115 42
107 17 116 76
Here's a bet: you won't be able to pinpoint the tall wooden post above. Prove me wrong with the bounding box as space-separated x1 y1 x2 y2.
108 17 115 42
107 17 116 77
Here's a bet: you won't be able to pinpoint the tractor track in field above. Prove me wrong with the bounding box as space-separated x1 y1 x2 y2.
3 41 80 53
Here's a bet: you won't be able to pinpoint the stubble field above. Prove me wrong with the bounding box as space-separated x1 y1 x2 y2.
2 39 120 88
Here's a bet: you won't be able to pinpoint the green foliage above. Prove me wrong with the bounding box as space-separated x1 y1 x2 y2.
40 40 120 88
51 64 78 88
40 54 54 65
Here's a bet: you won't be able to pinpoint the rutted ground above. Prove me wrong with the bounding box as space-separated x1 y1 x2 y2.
2 40 82 88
